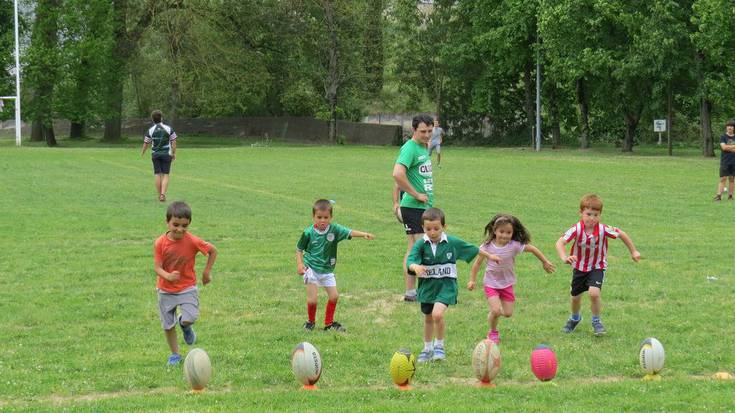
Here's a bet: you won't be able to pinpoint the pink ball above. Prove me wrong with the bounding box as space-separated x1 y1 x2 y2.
530 345 557 381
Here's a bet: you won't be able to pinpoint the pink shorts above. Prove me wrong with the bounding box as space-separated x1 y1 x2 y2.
484 285 516 302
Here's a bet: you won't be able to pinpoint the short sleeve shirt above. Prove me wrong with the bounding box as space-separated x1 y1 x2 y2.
296 224 352 274
481 240 525 289
407 233 479 279
561 221 619 272
395 139 433 209
154 232 212 293
431 127 443 145
144 123 177 157
721 134 735 165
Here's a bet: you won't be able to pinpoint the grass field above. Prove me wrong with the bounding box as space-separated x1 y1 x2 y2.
1 137 733 412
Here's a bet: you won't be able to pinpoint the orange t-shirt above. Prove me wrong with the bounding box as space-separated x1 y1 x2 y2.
154 232 212 293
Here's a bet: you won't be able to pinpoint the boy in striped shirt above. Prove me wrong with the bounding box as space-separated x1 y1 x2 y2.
555 194 641 336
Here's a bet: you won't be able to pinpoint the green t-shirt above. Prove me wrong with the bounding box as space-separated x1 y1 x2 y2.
395 139 433 209
296 224 352 273
407 234 479 279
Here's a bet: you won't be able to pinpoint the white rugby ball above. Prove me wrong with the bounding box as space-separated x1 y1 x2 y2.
184 348 212 390
292 342 322 386
472 339 501 383
639 338 665 374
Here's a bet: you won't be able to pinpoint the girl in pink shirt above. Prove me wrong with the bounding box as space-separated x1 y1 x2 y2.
468 214 556 344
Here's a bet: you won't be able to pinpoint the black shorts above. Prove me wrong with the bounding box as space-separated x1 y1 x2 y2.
420 302 450 315
152 155 173 174
400 207 425 235
720 162 735 177
570 269 605 296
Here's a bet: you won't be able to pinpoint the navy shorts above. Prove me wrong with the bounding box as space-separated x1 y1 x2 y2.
400 207 425 235
152 155 173 174
570 269 605 296
720 162 735 178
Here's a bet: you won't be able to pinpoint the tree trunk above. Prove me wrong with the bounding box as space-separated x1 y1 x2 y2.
31 120 43 142
28 0 60 146
701 97 714 157
623 108 641 153
45 124 57 147
70 121 85 139
523 63 534 146
576 78 590 149
324 0 339 143
667 83 673 156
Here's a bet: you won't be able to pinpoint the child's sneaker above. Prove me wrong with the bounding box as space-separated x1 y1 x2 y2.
180 321 196 345
167 353 182 366
562 318 581 333
729 195 733 201
432 346 446 361
324 321 346 332
417 349 433 363
403 294 417 302
592 320 607 336
714 194 722 201
303 321 315 331
488 331 500 344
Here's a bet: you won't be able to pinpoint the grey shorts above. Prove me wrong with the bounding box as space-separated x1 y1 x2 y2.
158 288 199 330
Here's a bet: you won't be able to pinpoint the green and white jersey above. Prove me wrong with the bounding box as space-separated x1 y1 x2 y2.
407 233 479 279
296 223 352 274
144 123 177 157
395 139 433 209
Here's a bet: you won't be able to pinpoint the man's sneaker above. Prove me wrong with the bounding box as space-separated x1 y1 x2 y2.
562 318 581 333
714 194 722 201
303 321 315 331
432 346 446 361
180 321 196 345
729 195 733 201
488 331 500 344
324 321 346 332
592 320 607 336
167 353 182 366
417 349 433 363
403 294 417 302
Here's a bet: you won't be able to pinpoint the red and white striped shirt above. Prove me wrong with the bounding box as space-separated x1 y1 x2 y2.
561 221 619 272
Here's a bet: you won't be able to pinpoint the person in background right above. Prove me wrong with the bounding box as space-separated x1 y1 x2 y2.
714 120 735 201
555 194 641 336
429 119 444 168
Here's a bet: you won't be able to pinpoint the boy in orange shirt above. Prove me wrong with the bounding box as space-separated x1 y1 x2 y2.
154 201 218 365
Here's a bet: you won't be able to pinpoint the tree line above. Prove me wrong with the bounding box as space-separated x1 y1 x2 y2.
0 0 732 154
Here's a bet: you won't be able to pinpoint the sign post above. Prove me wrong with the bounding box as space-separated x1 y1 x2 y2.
654 119 666 145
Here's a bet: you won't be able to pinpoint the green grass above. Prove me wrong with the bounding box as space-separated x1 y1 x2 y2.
0 137 733 411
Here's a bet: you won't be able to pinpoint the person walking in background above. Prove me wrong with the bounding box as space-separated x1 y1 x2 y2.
141 110 177 202
429 119 444 168
714 120 735 201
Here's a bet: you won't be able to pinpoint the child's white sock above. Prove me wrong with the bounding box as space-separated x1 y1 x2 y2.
423 341 433 351
406 289 417 296
434 339 444 348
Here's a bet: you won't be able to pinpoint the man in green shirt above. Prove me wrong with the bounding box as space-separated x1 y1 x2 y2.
393 114 434 302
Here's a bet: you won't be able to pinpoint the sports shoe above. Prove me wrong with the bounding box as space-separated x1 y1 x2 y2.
488 330 500 344
167 353 182 366
403 294 417 302
159 193 166 202
324 321 346 332
592 320 607 336
303 321 315 331
714 194 722 201
180 318 196 345
417 349 433 363
729 195 733 201
562 318 581 333
432 346 446 361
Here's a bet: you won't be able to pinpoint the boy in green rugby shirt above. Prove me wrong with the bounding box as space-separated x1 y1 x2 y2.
408 208 500 362
296 199 374 332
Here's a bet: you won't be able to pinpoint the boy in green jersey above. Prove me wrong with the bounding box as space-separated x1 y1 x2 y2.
407 208 500 362
296 199 374 332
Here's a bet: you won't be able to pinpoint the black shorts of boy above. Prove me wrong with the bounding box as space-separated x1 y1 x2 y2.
420 302 449 315
400 207 425 235
720 162 735 177
570 268 605 296
152 154 173 174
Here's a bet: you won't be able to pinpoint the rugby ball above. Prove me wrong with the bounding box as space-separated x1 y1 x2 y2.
472 339 501 383
389 348 416 386
184 348 212 391
639 338 665 374
530 345 557 381
291 342 322 386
